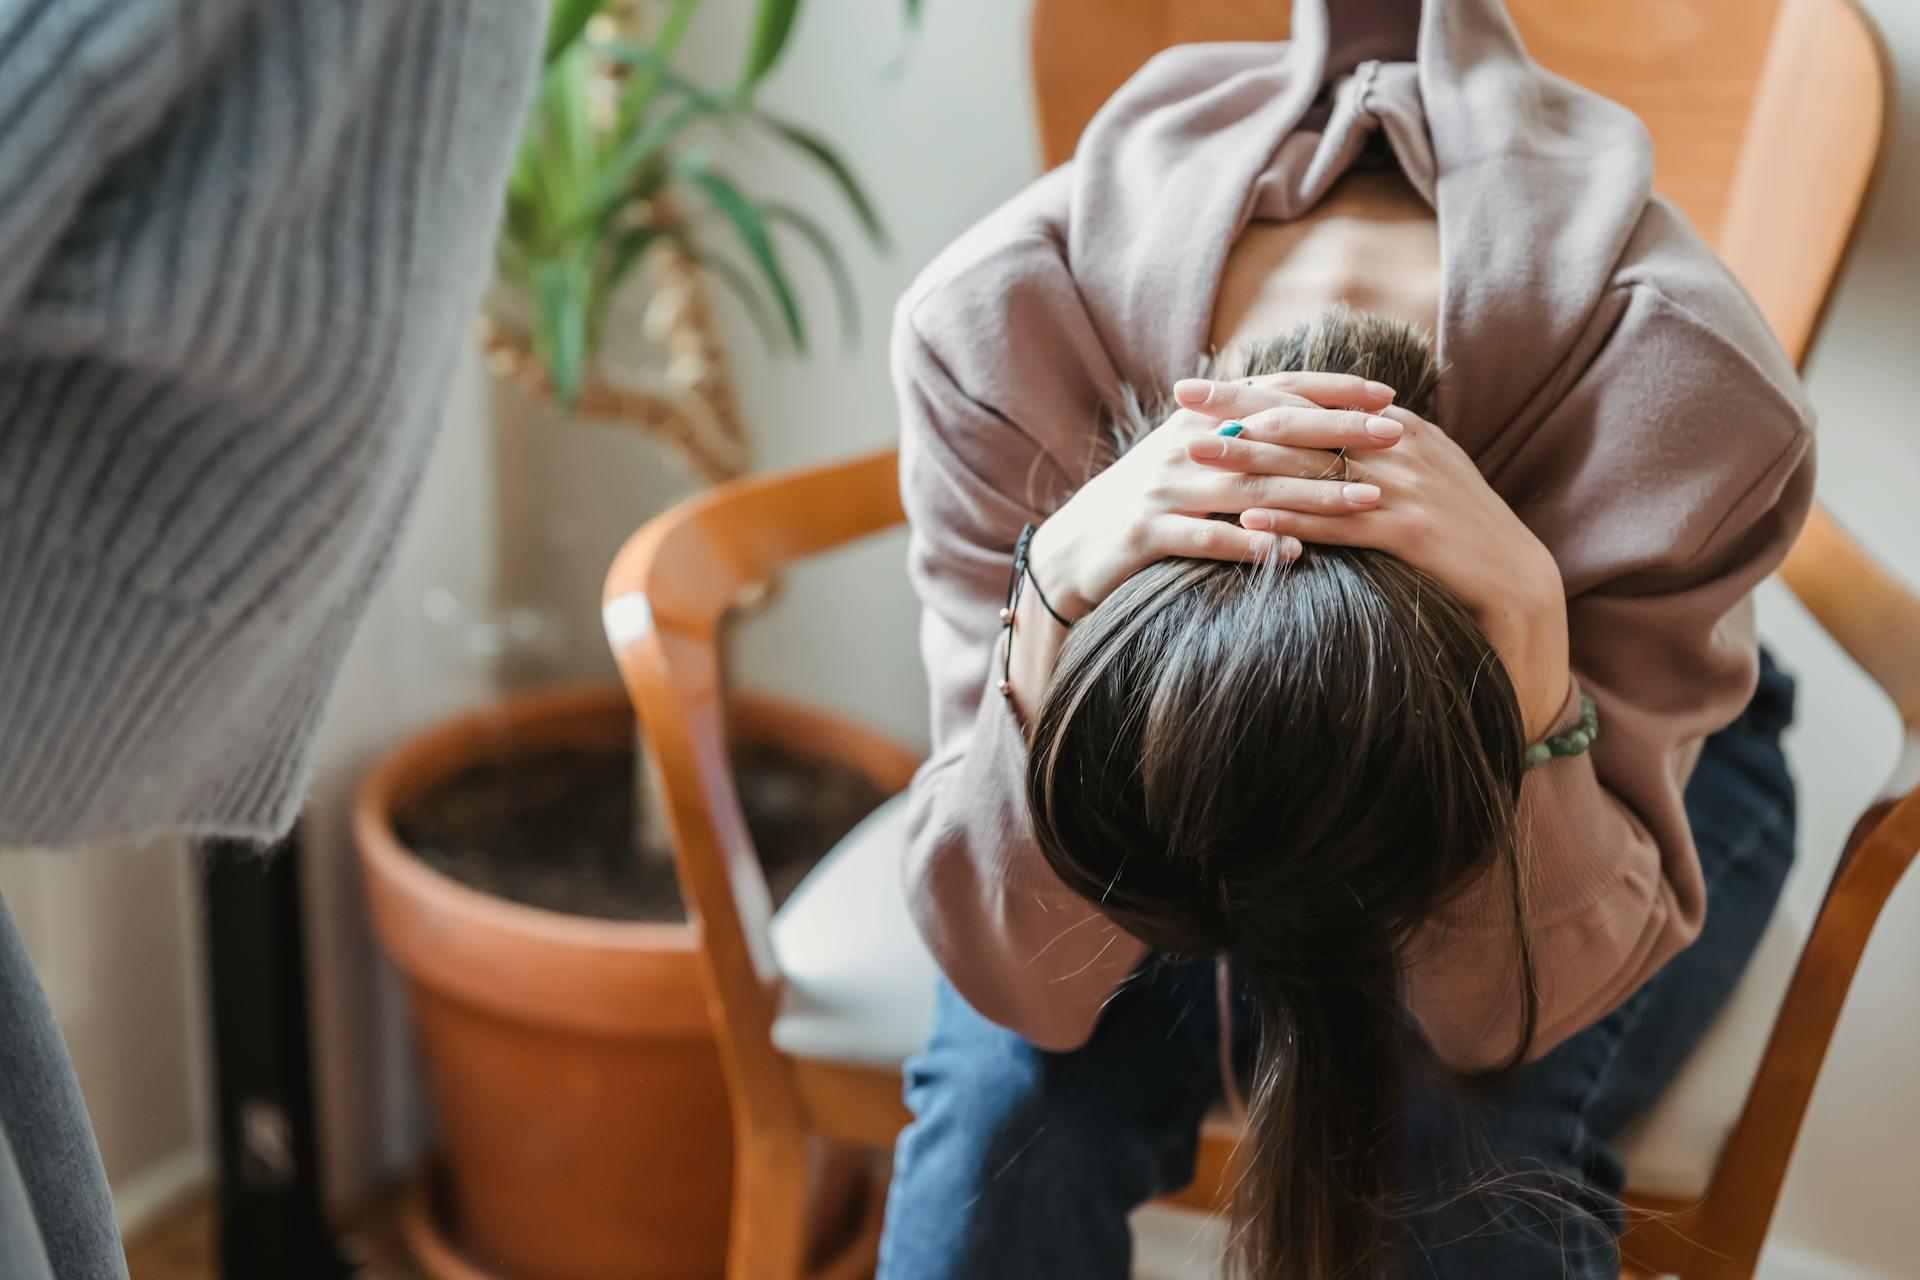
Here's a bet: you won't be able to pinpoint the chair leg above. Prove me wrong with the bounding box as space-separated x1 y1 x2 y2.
805 1147 888 1280
728 1131 812 1280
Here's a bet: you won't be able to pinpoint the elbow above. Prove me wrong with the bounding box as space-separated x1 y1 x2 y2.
902 859 1104 1053
900 830 1115 1054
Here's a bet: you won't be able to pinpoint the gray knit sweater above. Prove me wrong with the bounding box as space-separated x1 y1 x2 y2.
0 0 541 848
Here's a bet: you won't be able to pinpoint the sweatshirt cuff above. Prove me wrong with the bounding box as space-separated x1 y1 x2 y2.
0 517 336 848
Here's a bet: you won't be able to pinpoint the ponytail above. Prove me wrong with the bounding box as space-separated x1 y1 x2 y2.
1027 548 1536 1279
1228 927 1406 1279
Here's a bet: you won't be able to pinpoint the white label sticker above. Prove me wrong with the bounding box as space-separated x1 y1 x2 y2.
601 592 656 651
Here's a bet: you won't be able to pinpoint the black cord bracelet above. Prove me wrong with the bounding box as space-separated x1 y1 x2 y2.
1014 523 1075 629
999 522 1074 698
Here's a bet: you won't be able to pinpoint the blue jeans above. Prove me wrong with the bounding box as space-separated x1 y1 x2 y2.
878 653 1796 1278
0 893 125 1280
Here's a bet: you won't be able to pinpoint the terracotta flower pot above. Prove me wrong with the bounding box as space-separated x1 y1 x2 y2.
354 685 728 1280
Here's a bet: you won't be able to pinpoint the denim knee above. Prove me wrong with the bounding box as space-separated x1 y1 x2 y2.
897 990 1189 1194
879 978 1217 1280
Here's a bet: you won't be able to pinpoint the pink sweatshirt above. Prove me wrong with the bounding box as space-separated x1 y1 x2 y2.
894 0 1814 1067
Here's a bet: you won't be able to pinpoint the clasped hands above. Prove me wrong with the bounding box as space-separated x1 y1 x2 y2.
1025 372 1572 740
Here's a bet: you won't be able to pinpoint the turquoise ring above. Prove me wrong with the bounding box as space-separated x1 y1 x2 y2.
1217 421 1246 438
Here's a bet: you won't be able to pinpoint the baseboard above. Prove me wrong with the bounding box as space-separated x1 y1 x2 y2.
1760 1240 1899 1280
1130 1212 1896 1280
113 1144 213 1239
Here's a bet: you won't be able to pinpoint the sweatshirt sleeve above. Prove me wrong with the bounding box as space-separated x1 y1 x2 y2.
894 288 1149 1052
0 0 259 316
1405 281 1815 1070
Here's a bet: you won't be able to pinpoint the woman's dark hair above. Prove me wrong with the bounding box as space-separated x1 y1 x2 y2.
1026 309 1537 1278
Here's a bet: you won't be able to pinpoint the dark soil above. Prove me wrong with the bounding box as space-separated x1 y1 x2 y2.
395 740 890 923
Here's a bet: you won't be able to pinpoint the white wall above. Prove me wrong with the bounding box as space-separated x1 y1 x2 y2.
0 841 211 1236
296 345 509 1214
672 0 1038 748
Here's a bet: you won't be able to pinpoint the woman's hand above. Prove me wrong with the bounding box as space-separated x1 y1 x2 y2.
1026 372 1402 617
1176 378 1573 741
1002 372 1401 725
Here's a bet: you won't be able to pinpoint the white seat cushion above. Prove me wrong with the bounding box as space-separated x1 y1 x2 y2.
770 793 939 1068
771 791 1807 1203
1614 902 1806 1199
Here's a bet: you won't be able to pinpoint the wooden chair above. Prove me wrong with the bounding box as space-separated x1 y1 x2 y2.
604 1 1904 1276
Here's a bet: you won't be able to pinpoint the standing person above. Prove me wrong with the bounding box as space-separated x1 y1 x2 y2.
879 0 1810 1275
0 3 542 1277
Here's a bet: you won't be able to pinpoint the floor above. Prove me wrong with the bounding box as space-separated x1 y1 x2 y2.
123 1194 423 1280
127 1198 1666 1280
122 1198 1272 1280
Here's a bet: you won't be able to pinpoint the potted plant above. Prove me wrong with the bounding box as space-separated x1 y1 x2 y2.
353 3 908 1276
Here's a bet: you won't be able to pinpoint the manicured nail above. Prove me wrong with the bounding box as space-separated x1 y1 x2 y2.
1242 510 1274 531
1364 416 1402 440
1343 483 1381 504
1190 436 1226 459
1365 381 1395 400
1217 421 1245 437
1175 378 1213 404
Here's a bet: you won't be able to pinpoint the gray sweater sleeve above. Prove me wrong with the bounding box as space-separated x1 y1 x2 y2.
0 0 542 847
0 0 263 315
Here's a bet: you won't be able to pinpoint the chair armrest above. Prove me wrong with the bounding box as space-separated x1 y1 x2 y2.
1702 741 1920 1244
605 448 903 643
1781 505 1920 731
600 448 909 1083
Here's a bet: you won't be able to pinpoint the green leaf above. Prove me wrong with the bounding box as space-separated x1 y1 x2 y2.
670 233 783 352
737 0 801 97
599 37 730 108
677 158 806 350
753 111 889 249
600 225 660 318
610 0 705 137
584 226 654 356
534 259 590 409
547 47 597 205
544 0 604 63
764 201 859 344
601 33 731 139
495 236 531 292
573 95 719 237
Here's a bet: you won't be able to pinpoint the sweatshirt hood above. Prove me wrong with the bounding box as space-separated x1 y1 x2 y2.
1064 0 1654 449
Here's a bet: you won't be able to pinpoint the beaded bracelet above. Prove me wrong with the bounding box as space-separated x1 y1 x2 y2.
1523 693 1599 770
998 522 1074 698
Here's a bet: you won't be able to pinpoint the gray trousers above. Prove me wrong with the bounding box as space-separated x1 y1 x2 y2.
0 894 127 1280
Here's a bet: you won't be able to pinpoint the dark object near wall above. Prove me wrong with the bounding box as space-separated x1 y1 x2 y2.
202 834 357 1279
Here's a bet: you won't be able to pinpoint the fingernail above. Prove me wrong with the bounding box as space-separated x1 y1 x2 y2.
1278 536 1303 558
1365 381 1395 400
1174 378 1212 404
1365 416 1402 440
1190 437 1225 459
1216 421 1245 437
1343 482 1381 504
1242 509 1274 531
